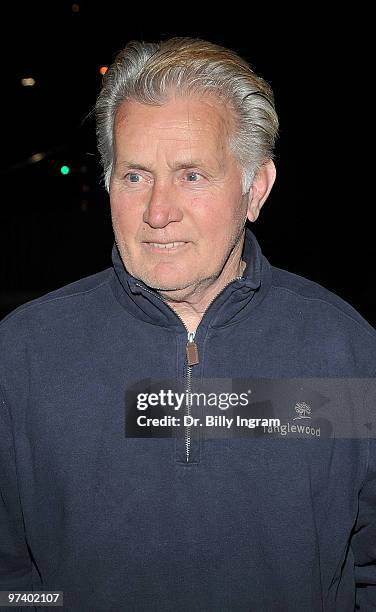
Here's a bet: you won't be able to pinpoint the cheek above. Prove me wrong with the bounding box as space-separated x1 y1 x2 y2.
110 195 143 233
110 193 124 221
191 194 245 237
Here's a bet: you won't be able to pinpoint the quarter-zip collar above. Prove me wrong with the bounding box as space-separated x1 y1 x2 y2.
110 227 272 330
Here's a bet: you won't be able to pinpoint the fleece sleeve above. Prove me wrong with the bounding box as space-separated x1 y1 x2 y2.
0 384 33 592
350 377 376 610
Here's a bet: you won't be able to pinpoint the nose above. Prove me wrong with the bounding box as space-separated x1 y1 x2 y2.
143 181 183 228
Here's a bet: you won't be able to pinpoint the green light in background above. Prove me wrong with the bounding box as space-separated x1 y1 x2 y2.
60 165 70 175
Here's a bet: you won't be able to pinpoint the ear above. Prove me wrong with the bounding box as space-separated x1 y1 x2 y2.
246 160 276 222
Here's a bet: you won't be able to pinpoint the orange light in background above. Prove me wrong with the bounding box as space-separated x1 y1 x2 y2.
21 77 36 87
29 152 46 163
99 66 108 76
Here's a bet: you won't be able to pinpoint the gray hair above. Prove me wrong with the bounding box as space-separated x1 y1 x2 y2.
95 37 279 194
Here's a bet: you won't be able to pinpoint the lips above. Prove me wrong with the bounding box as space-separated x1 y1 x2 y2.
143 240 189 251
146 241 187 249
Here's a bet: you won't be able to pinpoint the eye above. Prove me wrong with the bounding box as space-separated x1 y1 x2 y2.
185 172 202 182
125 172 143 183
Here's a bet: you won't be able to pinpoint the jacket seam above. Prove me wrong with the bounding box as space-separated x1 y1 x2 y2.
270 284 376 342
0 275 111 329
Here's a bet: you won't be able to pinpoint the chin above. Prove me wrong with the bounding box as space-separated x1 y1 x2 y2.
135 264 189 290
143 277 191 292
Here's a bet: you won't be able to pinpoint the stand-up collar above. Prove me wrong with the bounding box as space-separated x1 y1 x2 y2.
110 227 272 330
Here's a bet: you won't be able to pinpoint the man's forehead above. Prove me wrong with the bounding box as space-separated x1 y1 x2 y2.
114 93 233 136
112 94 235 174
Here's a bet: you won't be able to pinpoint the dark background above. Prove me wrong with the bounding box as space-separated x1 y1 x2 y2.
1 3 374 326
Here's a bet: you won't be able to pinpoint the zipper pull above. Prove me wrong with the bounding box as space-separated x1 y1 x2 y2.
186 331 199 366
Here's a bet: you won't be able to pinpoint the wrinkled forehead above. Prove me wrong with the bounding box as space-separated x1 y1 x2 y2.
113 93 235 154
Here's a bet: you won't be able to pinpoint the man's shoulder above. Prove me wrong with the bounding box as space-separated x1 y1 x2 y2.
0 268 113 334
269 264 376 341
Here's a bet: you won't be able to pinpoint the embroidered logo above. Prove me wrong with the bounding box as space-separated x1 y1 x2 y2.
293 401 312 420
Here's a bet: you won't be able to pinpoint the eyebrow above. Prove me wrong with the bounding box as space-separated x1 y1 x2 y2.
116 159 210 172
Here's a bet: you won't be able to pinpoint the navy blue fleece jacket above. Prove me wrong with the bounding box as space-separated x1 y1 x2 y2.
1 228 376 611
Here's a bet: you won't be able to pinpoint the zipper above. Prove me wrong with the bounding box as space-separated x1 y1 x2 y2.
135 271 244 462
184 331 196 462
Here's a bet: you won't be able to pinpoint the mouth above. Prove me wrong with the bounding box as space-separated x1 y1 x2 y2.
143 241 189 251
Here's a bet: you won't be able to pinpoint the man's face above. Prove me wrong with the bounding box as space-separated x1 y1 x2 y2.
110 93 250 295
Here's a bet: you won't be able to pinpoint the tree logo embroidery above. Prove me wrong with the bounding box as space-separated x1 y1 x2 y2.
293 401 312 420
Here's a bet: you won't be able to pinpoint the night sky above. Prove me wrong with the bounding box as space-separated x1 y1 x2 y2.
1 3 374 326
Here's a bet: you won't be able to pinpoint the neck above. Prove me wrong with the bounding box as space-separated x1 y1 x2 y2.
158 245 247 333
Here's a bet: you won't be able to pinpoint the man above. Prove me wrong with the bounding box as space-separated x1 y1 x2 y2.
1 37 375 611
